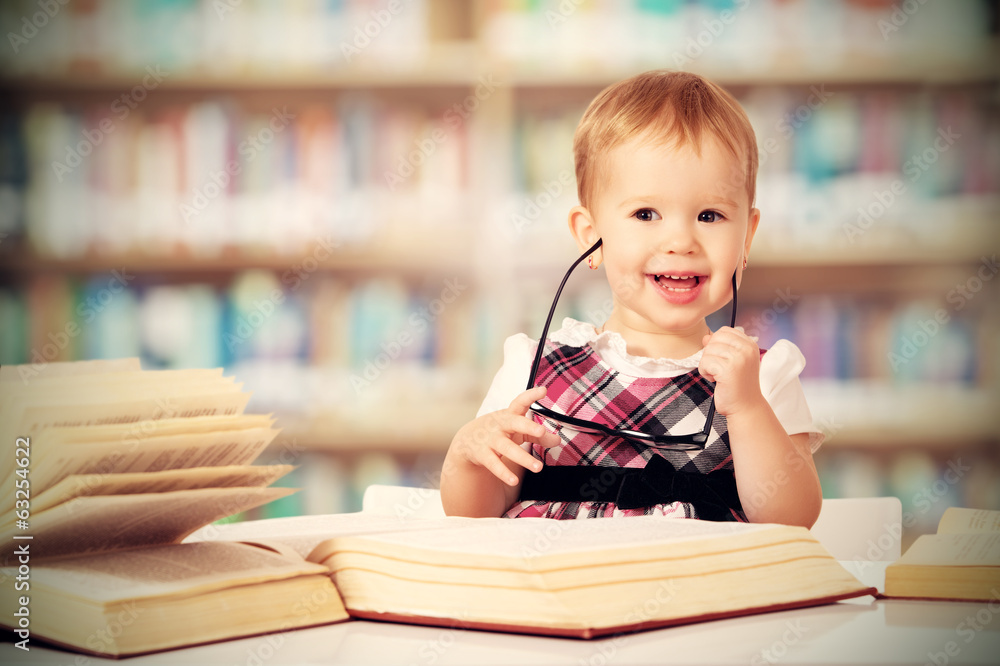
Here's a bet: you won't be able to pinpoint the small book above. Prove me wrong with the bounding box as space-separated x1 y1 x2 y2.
0 359 349 657
884 507 1000 602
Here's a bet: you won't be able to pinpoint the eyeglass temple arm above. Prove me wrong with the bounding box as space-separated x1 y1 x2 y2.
526 239 604 390
701 270 739 437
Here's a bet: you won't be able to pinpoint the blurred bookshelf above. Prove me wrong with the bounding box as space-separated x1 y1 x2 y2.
1 0 998 536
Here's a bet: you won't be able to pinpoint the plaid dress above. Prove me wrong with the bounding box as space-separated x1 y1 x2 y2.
503 339 748 521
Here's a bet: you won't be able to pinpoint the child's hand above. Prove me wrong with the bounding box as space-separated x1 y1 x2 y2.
698 326 764 416
447 386 562 486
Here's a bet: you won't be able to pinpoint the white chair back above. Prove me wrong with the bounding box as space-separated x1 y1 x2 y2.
362 484 447 519
809 496 903 561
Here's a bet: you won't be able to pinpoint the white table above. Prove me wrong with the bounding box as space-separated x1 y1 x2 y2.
4 595 999 665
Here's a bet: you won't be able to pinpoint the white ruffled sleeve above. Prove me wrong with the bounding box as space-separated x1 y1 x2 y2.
759 339 825 452
476 333 536 417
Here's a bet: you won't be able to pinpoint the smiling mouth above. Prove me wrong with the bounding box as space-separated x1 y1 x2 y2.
652 274 702 291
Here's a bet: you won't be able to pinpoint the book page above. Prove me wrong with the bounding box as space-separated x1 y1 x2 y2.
0 369 234 430
1 541 326 603
2 426 279 515
188 512 473 560
1 367 227 397
895 533 1000 566
0 370 242 440
0 370 255 491
9 387 248 433
0 393 251 485
0 413 276 490
0 358 142 384
0 487 295 560
0 464 294 525
39 413 274 445
937 508 1000 534
329 515 780 558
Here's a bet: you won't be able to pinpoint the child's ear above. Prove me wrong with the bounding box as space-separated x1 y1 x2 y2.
568 205 601 256
743 207 761 259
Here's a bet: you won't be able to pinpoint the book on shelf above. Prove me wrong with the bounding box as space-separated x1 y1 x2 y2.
884 507 1000 602
12 95 469 260
0 358 348 657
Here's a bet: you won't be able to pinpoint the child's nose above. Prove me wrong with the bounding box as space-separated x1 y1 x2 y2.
656 219 698 254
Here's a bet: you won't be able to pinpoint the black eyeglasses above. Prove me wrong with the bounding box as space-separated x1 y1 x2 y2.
525 239 738 451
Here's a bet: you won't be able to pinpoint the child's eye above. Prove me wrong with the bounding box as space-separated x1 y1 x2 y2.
633 208 661 222
698 210 725 223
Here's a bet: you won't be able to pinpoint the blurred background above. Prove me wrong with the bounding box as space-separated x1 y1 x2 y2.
0 0 997 546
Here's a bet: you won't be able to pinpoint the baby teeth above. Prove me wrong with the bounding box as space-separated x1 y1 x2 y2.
652 274 698 290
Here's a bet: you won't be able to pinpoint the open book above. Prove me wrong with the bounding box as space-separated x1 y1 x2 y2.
0 359 348 657
884 507 1000 602
187 510 877 640
318 516 876 638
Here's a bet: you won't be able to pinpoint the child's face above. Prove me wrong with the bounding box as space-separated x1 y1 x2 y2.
577 133 759 339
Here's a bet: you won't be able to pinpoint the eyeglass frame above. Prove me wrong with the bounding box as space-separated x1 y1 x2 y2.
524 238 739 451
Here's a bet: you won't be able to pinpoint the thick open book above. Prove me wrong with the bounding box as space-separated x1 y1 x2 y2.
319 516 876 638
189 510 877 640
0 359 348 657
884 507 1000 602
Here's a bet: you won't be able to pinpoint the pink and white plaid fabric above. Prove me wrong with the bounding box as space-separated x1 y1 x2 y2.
504 340 747 521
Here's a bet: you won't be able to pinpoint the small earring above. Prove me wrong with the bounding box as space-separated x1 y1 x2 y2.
742 256 748 270
588 256 595 269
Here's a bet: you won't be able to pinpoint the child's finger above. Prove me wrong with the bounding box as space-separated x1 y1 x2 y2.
514 409 567 448
496 439 543 473
698 358 719 382
520 426 562 448
495 411 552 442
705 333 754 358
478 450 520 486
712 326 757 347
508 386 547 415
704 345 735 362
535 430 563 448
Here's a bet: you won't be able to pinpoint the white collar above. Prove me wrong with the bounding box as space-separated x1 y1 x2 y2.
547 317 704 376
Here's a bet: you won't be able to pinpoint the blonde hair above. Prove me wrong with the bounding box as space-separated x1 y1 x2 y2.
573 70 758 210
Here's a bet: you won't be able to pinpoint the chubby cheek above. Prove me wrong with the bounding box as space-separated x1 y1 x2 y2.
713 268 735 299
604 261 645 303
714 254 741 298
602 243 644 284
